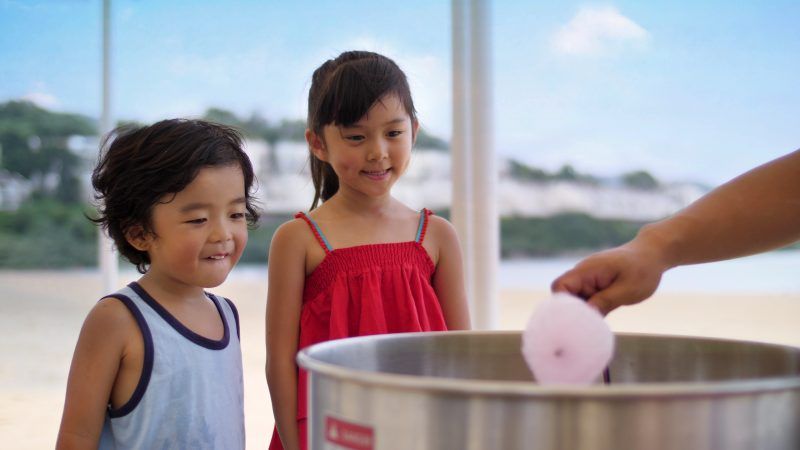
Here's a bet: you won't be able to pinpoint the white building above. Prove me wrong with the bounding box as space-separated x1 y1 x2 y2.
259 141 707 221
0 170 33 211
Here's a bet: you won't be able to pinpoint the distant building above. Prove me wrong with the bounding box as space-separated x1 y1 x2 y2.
259 141 707 221
68 134 706 221
68 135 101 202
0 169 33 211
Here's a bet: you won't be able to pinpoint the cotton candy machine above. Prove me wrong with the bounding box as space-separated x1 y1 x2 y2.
297 331 800 450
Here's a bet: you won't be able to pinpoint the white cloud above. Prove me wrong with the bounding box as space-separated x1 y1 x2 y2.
552 6 649 56
22 91 60 109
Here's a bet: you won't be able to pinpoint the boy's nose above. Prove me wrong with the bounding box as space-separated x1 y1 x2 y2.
209 220 233 242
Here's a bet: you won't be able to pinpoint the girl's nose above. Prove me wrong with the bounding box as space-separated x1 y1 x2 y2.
366 140 388 161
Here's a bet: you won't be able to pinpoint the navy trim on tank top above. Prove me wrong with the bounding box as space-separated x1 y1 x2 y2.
104 294 154 419
225 298 240 340
128 282 230 350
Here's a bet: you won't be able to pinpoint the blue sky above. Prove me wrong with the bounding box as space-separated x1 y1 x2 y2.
1 0 798 185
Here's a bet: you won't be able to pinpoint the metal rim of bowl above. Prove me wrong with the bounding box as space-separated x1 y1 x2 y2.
296 331 800 399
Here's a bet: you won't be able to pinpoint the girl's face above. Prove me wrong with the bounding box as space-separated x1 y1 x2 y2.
131 164 249 292
310 94 418 201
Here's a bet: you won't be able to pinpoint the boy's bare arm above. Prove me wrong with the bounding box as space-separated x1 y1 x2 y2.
56 299 133 449
265 222 307 450
429 216 471 330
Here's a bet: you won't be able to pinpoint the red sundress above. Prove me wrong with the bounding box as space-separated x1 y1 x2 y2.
269 208 448 450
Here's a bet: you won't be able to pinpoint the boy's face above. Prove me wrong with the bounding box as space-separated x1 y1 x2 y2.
134 164 249 290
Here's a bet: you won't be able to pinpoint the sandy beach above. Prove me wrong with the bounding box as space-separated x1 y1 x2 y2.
1 269 799 449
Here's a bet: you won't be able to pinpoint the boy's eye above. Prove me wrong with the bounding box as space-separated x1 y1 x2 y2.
186 218 207 224
230 212 246 220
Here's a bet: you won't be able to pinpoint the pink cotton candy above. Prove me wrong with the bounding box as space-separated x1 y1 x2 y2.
521 293 614 385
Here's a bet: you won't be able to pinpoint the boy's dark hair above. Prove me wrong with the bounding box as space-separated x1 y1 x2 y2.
91 118 260 274
307 50 417 209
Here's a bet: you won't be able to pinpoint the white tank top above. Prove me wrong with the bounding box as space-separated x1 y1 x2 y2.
98 282 245 449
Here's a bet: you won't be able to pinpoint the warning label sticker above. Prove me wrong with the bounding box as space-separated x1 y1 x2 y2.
323 415 375 450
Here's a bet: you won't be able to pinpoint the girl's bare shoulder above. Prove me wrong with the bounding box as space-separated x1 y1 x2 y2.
426 213 459 239
269 215 329 275
271 215 318 250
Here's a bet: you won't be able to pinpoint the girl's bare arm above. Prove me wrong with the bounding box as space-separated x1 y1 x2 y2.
429 216 471 330
265 221 307 450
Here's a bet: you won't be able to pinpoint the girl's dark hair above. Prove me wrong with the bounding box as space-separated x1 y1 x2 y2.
91 118 260 273
307 50 417 209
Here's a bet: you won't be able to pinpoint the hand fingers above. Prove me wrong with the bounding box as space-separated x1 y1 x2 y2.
586 293 614 316
551 270 586 297
587 278 649 316
552 267 616 301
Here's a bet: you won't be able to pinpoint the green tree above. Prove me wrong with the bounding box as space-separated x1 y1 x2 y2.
508 159 549 181
622 170 660 190
0 199 97 268
415 128 448 150
203 108 243 128
0 100 95 203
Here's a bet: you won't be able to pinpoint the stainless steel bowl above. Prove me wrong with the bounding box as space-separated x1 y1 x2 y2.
297 331 800 450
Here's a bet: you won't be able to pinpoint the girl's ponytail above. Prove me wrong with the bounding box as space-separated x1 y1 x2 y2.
309 154 339 210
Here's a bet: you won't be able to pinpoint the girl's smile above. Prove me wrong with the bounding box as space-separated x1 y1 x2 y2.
361 168 391 181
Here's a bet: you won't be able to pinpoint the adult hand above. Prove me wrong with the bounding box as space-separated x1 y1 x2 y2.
551 242 668 315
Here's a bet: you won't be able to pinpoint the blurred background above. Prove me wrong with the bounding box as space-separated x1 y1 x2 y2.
1 1 799 447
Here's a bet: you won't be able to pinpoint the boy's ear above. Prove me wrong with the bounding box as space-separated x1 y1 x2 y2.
125 226 151 251
305 129 328 162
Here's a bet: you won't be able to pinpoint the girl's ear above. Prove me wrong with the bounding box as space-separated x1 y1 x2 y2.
125 226 151 252
411 120 420 146
306 128 328 162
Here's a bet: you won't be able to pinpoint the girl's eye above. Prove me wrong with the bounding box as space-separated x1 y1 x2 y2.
345 135 365 142
387 130 404 138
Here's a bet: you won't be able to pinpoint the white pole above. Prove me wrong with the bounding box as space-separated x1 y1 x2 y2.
469 0 497 329
98 0 118 293
450 0 475 325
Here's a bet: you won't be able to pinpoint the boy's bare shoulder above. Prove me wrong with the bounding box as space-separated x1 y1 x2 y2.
80 297 140 347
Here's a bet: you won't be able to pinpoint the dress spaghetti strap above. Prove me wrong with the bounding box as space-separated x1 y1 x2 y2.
415 208 433 244
295 212 333 253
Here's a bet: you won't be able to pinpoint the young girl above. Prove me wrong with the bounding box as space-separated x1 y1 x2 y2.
57 119 259 449
266 50 471 450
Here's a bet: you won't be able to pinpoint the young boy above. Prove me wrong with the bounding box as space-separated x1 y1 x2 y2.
56 119 259 449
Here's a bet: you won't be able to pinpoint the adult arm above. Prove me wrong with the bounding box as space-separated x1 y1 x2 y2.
552 149 800 314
